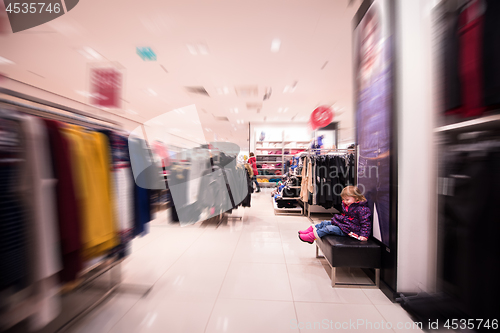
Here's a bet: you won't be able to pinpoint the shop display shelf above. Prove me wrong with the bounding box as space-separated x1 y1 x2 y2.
273 197 303 215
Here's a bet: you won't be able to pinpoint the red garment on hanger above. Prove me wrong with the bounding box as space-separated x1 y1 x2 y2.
448 0 486 118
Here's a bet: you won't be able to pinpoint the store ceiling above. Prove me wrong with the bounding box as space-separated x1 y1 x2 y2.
0 0 360 149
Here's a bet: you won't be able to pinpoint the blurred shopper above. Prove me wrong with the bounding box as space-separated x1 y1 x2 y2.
248 152 260 192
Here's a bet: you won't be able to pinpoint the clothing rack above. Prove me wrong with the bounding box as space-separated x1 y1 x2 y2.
302 148 357 220
0 89 153 333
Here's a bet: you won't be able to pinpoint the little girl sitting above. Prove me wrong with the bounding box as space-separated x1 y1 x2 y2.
298 186 372 243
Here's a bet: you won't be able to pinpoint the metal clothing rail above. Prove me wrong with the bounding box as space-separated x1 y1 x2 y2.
0 89 152 333
302 148 357 220
0 97 120 131
0 88 121 127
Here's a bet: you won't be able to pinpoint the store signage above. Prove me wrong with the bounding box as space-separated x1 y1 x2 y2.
89 67 122 108
136 47 157 61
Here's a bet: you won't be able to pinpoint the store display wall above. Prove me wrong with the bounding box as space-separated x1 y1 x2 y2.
353 0 399 294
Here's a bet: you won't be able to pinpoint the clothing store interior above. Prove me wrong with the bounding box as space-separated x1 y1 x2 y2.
1 0 499 332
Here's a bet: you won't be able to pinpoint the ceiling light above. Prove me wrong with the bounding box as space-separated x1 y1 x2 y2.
283 81 297 93
198 44 209 55
186 44 197 55
216 86 230 95
77 50 93 60
147 88 157 96
187 43 209 56
75 90 90 96
205 128 212 132
0 56 14 65
78 47 103 60
284 107 289 113
271 38 281 52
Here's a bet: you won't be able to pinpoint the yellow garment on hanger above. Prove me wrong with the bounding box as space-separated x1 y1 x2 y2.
300 158 308 202
62 125 118 260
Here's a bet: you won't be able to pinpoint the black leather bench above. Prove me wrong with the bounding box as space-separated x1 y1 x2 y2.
315 235 381 288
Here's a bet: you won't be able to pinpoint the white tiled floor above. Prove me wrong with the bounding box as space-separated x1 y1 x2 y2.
71 191 422 333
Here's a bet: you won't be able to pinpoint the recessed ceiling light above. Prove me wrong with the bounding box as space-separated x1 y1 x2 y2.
283 81 297 93
284 107 289 113
198 44 209 55
75 90 90 96
187 43 209 56
205 128 212 132
271 38 281 53
186 44 197 55
216 86 230 95
0 56 15 65
77 47 103 60
147 88 157 96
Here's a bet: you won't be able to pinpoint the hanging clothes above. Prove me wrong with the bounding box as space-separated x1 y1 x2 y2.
0 112 29 294
443 0 500 116
439 137 500 323
43 119 83 283
101 131 135 257
300 157 308 202
127 137 157 235
61 125 118 260
21 115 62 330
482 0 500 107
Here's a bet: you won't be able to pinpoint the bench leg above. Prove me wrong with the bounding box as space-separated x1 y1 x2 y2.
375 268 380 288
331 267 336 287
315 244 324 259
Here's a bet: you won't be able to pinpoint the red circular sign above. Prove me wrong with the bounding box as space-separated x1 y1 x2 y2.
310 105 334 129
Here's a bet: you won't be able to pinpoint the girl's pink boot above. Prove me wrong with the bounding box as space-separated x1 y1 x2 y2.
298 226 313 234
298 232 316 244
